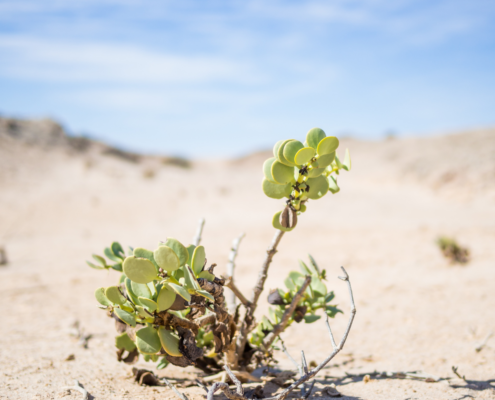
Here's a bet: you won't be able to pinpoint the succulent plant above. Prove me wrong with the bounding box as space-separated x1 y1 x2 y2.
87 127 353 377
262 127 351 231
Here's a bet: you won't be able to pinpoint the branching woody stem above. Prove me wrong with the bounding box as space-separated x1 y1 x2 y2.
224 277 250 308
262 275 311 349
237 229 285 357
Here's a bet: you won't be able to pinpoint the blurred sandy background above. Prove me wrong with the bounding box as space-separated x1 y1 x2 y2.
0 118 494 399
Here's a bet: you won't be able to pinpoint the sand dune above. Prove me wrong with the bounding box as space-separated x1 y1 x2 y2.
1 117 494 399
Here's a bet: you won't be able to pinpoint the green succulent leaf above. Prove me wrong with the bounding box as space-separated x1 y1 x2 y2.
125 278 141 306
104 247 122 263
105 286 127 305
195 289 214 302
325 305 343 318
308 167 325 178
111 242 125 259
271 161 296 184
136 326 161 355
294 147 315 165
307 254 321 275
262 179 292 200
277 139 297 166
198 270 215 282
86 261 105 270
165 282 191 302
343 148 351 171
114 308 136 327
157 287 177 311
92 254 108 268
110 263 123 272
306 128 326 149
186 245 196 266
123 256 159 284
133 248 159 271
131 281 151 300
263 157 277 183
328 176 340 194
115 332 136 352
273 139 285 158
153 246 180 273
317 136 339 155
157 357 169 370
94 287 112 306
306 175 330 200
182 265 201 291
191 245 206 275
303 314 321 324
325 292 335 303
316 152 335 168
310 277 327 296
162 238 189 267
139 297 158 312
283 140 304 165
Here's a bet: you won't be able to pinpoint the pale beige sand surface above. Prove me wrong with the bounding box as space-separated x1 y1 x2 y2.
1 123 494 399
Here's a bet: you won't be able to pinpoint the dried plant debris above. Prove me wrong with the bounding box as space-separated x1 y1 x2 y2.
437 236 470 264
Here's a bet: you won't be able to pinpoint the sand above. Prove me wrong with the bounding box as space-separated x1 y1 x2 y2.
1 121 494 399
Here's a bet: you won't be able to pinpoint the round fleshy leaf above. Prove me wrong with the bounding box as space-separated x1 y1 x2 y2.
136 326 161 355
191 246 205 275
198 270 215 281
273 140 284 158
263 158 277 182
317 136 339 155
186 245 196 266
114 308 136 327
283 140 304 165
158 328 182 357
131 281 151 300
306 128 326 149
262 179 292 199
94 287 112 306
316 152 335 168
105 286 127 305
139 297 158 312
272 211 295 232
115 332 136 351
271 161 295 184
153 246 180 273
163 238 189 267
157 287 177 311
125 278 141 306
307 175 329 199
166 282 191 302
277 139 296 166
123 256 159 284
308 167 324 178
133 248 159 271
294 147 315 165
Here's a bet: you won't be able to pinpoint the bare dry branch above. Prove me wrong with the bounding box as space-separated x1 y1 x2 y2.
325 314 338 349
225 233 246 314
193 218 206 246
207 382 246 400
262 276 311 349
452 366 467 381
301 351 308 375
237 230 285 356
224 366 244 395
62 380 90 400
279 336 302 375
161 377 189 400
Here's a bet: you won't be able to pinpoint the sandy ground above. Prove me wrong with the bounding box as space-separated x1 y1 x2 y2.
0 128 494 400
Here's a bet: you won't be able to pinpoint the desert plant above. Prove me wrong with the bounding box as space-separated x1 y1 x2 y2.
87 127 355 399
436 236 470 264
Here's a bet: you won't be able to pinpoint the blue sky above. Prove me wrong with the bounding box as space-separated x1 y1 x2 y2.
0 0 494 157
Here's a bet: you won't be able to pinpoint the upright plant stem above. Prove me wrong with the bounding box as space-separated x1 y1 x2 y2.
236 229 285 358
